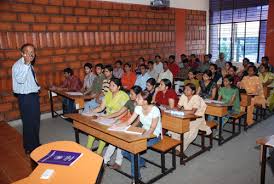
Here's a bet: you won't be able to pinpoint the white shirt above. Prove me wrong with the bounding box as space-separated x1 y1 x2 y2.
154 62 163 75
135 72 151 90
157 69 173 83
134 105 162 137
147 69 158 80
12 57 40 94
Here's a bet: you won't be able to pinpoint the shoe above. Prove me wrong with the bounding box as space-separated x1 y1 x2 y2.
109 163 121 170
175 150 181 156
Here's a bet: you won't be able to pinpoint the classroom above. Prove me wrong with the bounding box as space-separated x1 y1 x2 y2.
0 0 274 184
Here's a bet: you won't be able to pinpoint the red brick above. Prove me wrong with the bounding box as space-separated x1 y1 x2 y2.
112 3 123 10
102 17 113 24
100 52 111 59
33 0 49 5
45 6 60 14
0 23 12 31
109 10 120 17
64 0 77 7
11 4 29 12
60 7 73 14
75 25 87 31
52 56 64 63
49 0 63 6
65 16 77 23
55 49 66 55
110 25 119 31
87 9 98 16
69 61 81 69
78 1 89 7
75 8 86 15
78 54 89 61
63 24 74 31
0 12 17 22
99 25 108 31
35 15 50 23
29 5 45 13
50 16 64 23
98 10 109 16
13 23 30 31
78 16 89 24
90 17 101 24
87 25 98 31
32 24 47 31
65 55 77 62
47 24 61 31
5 110 20 121
68 48 80 54
19 14 35 22
15 0 32 3
89 1 102 8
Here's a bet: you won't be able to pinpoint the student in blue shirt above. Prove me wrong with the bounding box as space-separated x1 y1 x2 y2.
134 64 151 90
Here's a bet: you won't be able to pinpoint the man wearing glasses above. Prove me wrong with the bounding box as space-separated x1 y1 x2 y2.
12 43 41 155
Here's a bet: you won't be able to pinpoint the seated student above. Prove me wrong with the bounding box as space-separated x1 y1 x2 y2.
134 64 151 90
112 91 162 181
198 54 211 73
121 63 136 91
135 57 145 75
221 62 233 77
239 58 250 79
169 83 211 154
83 64 113 112
147 60 158 80
102 86 142 170
209 63 222 87
261 56 274 72
259 64 274 87
145 78 157 96
184 70 199 90
215 52 226 69
228 66 241 86
239 65 266 125
158 61 173 83
168 55 180 77
81 63 96 94
179 54 189 69
197 70 217 100
218 75 240 124
155 79 178 109
51 68 82 114
188 54 200 70
87 78 129 155
154 55 163 77
113 60 124 79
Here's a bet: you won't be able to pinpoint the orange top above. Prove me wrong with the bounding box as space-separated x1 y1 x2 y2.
121 71 137 90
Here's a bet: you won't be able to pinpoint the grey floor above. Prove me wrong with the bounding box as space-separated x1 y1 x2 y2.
12 115 274 184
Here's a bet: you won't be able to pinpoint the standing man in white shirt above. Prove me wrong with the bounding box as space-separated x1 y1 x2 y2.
154 55 163 79
12 43 41 155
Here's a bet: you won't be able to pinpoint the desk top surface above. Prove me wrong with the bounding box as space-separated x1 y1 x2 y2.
49 89 93 100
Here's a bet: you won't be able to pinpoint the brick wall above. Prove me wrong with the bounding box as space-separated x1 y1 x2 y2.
265 0 274 65
0 0 206 121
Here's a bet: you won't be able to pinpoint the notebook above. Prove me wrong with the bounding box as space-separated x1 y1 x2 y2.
108 125 145 135
38 150 83 166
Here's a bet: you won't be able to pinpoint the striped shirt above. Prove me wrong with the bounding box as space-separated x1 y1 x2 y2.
12 57 40 94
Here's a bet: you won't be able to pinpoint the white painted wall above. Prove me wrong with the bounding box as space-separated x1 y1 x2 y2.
99 0 210 52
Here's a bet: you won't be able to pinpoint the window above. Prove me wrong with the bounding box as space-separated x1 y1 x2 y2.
209 0 269 63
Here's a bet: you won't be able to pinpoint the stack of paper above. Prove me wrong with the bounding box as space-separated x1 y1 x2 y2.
204 99 225 104
108 125 145 135
81 112 103 117
66 92 84 96
94 118 118 126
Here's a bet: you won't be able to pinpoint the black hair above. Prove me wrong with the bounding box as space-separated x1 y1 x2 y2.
230 65 237 72
139 57 145 61
148 60 154 65
163 61 168 65
104 64 113 72
64 67 73 75
248 65 258 75
140 91 153 105
161 78 172 89
190 54 196 58
131 85 142 95
139 64 146 69
155 55 161 59
195 58 200 63
225 62 233 68
210 63 218 70
243 58 250 63
115 60 122 65
188 69 197 75
20 43 35 52
95 63 104 69
203 70 213 78
223 74 234 83
260 63 270 72
169 55 175 61
181 54 187 57
84 63 93 69
185 83 196 94
124 62 131 67
146 78 156 86
110 78 122 88
208 53 212 59
262 56 269 62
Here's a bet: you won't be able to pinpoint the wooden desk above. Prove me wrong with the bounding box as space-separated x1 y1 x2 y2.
13 141 103 184
240 93 252 108
256 136 274 184
161 112 202 164
48 89 93 118
205 103 229 145
65 113 149 184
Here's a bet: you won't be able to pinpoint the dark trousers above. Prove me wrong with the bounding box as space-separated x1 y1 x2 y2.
62 98 76 114
18 93 40 152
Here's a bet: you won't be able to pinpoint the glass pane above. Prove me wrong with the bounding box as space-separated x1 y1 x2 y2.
221 10 233 23
245 21 260 63
209 25 220 62
246 6 261 21
259 20 267 43
220 24 232 61
232 22 245 62
210 11 221 24
258 43 266 63
233 8 246 22
261 5 269 20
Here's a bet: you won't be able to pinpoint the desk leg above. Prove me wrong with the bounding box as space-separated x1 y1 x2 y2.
261 145 267 184
74 128 80 143
180 133 186 165
218 117 223 145
49 91 54 118
134 154 140 184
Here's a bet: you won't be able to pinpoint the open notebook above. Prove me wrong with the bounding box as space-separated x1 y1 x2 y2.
66 92 84 96
108 125 145 135
204 99 225 105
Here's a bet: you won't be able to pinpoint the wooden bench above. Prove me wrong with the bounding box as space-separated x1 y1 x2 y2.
144 136 180 182
198 121 218 149
230 111 247 131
